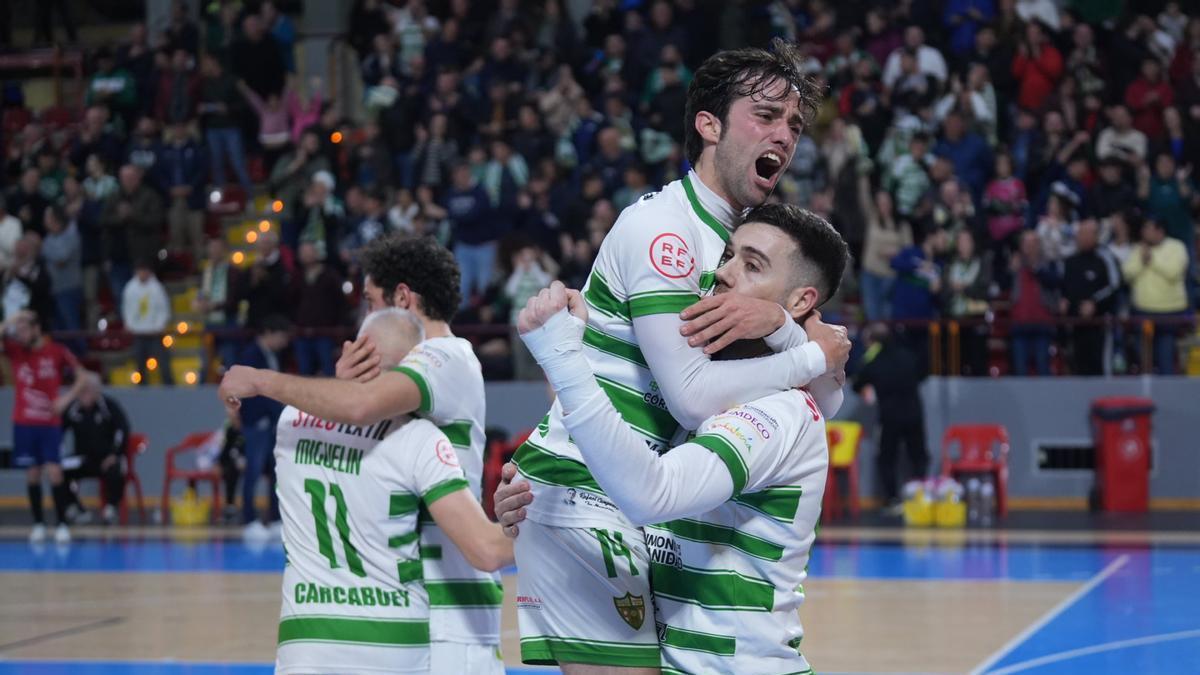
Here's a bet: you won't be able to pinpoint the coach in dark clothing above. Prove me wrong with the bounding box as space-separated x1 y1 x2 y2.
1060 220 1120 375
853 324 930 512
235 315 291 527
61 375 130 523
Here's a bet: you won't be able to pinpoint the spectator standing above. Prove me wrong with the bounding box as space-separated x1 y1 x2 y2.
1060 219 1120 375
261 1 296 73
1123 217 1189 374
198 53 253 196
0 196 21 271
234 315 291 539
287 171 344 263
944 0 996 56
1090 157 1139 219
237 80 293 174
444 163 494 308
1140 153 1197 268
196 238 236 379
40 206 82 337
154 49 200 126
85 49 137 127
934 111 993 202
1011 21 1063 112
157 123 209 265
289 242 345 376
504 239 554 380
99 165 164 297
860 188 913 321
1009 230 1060 375
124 117 163 177
853 323 930 515
1125 57 1173 142
885 131 933 220
883 25 949 89
122 261 174 386
983 153 1027 250
891 228 946 376
231 15 286 99
1096 104 1148 165
59 374 131 525
2 233 54 324
269 130 330 212
943 229 992 376
235 231 292 332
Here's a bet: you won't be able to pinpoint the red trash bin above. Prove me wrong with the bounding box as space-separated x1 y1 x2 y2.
1090 397 1155 513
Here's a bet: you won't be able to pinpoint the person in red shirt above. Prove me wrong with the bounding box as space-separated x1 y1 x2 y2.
1125 57 1174 142
3 309 88 544
1011 21 1063 112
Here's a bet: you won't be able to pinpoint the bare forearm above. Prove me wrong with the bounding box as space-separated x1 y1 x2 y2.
256 369 412 426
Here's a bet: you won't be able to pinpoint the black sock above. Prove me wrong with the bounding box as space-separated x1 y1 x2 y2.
51 482 71 525
27 483 44 524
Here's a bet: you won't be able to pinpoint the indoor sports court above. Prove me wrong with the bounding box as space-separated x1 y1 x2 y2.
1 523 1198 674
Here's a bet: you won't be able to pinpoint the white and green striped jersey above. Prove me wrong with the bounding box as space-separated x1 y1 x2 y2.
274 406 470 674
393 336 504 645
647 390 828 675
513 172 734 529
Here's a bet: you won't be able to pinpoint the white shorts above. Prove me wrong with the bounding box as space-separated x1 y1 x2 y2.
430 641 504 675
514 519 660 667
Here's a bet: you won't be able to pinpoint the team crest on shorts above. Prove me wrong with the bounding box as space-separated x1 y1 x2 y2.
613 592 646 629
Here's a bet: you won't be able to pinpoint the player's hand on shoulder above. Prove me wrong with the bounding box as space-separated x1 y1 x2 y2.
679 293 787 355
493 462 532 538
803 312 851 372
335 334 382 382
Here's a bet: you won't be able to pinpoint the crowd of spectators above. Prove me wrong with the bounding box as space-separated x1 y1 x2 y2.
1 0 1198 381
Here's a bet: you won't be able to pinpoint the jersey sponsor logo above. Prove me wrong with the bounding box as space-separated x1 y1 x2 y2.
614 592 646 629
711 421 755 451
649 233 696 279
563 488 577 506
290 410 395 441
644 531 683 570
516 594 543 610
435 439 459 467
576 490 619 513
728 409 773 439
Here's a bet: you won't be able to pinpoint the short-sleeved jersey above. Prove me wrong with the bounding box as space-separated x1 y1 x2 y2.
4 338 79 426
645 389 829 675
513 172 735 529
274 406 469 674
393 336 503 645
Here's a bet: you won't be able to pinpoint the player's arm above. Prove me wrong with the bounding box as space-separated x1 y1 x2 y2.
219 366 422 426
426 488 515 573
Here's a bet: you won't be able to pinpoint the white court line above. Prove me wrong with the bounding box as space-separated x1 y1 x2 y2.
984 628 1200 674
968 554 1130 675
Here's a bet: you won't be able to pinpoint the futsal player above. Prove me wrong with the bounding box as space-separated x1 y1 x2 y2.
269 307 512 673
3 309 88 544
220 235 504 673
501 203 848 673
496 40 848 671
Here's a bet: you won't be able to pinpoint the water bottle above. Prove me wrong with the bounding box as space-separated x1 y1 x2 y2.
966 477 981 525
979 478 995 527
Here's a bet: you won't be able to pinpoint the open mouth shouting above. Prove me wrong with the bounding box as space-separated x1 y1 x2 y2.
753 149 785 189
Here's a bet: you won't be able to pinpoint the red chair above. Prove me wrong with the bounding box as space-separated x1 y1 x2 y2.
822 421 863 520
161 431 224 524
940 424 1010 517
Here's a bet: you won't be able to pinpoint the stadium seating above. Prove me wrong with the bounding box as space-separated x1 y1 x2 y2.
823 421 863 520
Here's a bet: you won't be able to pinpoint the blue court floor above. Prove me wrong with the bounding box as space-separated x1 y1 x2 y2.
0 536 1197 674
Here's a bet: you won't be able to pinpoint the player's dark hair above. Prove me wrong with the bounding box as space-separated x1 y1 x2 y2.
684 38 822 166
742 203 848 305
361 234 462 322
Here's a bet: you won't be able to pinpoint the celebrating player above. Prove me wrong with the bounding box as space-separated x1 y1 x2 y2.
220 235 503 673
502 204 847 674
273 308 512 674
504 40 848 671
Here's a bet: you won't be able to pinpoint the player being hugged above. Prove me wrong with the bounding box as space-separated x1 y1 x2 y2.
266 308 512 674
502 39 849 672
502 203 849 674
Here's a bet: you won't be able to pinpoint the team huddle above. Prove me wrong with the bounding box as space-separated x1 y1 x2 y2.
218 39 853 674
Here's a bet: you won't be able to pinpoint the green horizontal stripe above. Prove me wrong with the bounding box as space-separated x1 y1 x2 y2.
512 438 602 492
734 486 804 523
520 636 660 668
277 616 428 646
699 270 717 292
651 562 774 612
389 492 419 517
438 420 472 448
628 291 700 318
692 434 748 496
660 623 737 656
658 518 785 561
595 376 678 442
387 530 419 548
393 365 431 413
419 545 442 560
583 326 648 368
424 477 468 505
427 580 504 608
397 558 423 583
584 270 630 321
